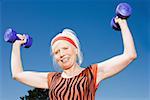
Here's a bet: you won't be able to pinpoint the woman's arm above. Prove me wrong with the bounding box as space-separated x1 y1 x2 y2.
11 34 50 89
96 17 137 85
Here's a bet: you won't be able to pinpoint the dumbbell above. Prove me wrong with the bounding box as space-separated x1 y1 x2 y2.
4 28 33 48
111 3 132 31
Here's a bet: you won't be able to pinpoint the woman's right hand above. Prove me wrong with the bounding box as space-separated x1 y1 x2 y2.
13 34 27 47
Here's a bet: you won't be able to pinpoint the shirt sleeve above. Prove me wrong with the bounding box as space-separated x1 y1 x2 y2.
89 64 100 89
47 72 56 88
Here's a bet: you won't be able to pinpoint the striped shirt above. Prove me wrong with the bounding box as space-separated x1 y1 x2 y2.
47 64 99 100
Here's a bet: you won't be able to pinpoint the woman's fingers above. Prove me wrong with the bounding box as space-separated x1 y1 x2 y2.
22 34 27 43
14 34 27 45
16 34 25 40
114 16 121 23
114 16 126 25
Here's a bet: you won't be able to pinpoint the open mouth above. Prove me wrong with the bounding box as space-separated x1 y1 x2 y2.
61 57 70 63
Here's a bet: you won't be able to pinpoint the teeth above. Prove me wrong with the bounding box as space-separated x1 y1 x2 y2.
61 57 69 63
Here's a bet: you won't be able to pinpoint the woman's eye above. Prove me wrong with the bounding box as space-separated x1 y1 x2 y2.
54 50 59 54
63 47 68 50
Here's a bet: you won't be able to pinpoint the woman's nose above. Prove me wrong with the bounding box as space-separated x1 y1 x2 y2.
60 50 65 58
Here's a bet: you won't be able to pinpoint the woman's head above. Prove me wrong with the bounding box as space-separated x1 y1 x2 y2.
51 28 83 70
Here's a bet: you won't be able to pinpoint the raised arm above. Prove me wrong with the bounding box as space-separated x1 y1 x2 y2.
96 17 137 84
11 34 51 89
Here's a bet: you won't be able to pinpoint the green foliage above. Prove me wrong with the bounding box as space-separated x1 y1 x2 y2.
20 88 49 100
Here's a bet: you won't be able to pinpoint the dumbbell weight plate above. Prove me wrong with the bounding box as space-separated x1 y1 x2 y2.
110 17 121 31
116 3 132 19
22 34 33 48
4 28 18 43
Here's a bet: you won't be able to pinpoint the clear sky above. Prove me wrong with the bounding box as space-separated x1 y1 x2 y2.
0 0 149 100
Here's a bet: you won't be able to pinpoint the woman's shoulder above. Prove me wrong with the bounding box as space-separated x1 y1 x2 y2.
84 64 98 71
81 64 98 76
47 72 61 79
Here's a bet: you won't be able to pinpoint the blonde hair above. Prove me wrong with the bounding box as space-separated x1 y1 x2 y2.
50 28 83 71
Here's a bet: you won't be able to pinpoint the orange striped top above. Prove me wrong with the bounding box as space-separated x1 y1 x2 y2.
47 64 99 100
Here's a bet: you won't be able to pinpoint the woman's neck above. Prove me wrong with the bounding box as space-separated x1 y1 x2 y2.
62 63 84 78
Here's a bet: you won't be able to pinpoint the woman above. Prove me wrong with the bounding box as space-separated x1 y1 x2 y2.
11 17 137 100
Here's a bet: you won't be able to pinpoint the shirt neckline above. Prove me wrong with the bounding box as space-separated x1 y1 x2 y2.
60 67 86 79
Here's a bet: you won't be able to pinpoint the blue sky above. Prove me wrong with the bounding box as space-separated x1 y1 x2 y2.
0 0 149 100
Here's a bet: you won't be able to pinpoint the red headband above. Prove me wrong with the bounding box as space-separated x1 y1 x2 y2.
52 36 77 48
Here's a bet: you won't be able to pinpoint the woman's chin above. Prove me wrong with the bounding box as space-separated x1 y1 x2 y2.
61 64 72 70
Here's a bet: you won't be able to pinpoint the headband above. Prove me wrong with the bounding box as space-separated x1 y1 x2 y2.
52 36 77 48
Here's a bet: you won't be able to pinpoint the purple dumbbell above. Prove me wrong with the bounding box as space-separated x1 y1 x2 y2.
4 28 33 48
111 3 132 31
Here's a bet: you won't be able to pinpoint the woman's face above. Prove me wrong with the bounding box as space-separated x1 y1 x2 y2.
52 40 78 70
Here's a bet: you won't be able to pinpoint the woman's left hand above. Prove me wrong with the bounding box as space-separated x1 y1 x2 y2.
114 16 127 26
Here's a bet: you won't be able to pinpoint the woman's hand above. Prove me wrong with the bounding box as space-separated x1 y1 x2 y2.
114 16 127 26
13 34 27 47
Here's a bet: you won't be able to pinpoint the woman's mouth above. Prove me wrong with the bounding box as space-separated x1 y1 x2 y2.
61 57 70 63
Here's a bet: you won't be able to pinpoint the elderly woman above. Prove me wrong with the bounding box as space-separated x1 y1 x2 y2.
11 17 137 100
